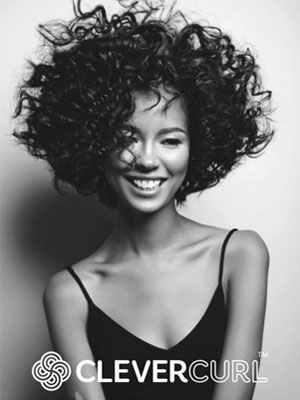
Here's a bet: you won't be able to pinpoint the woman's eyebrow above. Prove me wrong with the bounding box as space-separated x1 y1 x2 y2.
125 125 187 135
158 127 187 135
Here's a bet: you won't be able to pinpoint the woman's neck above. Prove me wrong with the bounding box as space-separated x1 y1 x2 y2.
109 201 186 258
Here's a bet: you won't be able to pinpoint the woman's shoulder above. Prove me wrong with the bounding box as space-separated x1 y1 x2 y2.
223 229 270 264
220 228 270 286
182 219 269 278
42 264 81 314
230 229 269 251
43 258 104 312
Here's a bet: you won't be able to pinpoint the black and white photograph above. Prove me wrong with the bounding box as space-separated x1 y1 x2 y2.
1 0 299 399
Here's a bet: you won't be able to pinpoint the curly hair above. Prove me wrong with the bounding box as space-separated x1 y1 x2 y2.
13 0 274 207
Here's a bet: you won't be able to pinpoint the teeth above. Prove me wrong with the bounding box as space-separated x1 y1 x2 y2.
132 179 162 190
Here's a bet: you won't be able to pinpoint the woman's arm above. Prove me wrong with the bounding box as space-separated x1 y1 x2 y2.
212 230 270 400
43 270 106 400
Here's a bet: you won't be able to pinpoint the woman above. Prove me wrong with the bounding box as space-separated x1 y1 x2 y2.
13 1 273 399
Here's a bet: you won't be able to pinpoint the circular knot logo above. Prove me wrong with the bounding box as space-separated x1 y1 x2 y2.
32 351 71 391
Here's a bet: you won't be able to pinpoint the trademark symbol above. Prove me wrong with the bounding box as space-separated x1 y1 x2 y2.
258 351 268 358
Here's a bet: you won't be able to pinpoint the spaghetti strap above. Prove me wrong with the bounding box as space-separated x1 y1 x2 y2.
66 265 94 305
218 228 238 286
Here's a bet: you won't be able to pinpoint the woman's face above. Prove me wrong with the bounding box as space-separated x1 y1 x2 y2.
105 87 190 214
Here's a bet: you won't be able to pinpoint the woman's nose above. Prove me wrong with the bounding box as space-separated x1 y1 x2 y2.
135 142 159 171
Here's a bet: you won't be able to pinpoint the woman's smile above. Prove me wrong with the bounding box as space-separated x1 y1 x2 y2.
125 176 168 195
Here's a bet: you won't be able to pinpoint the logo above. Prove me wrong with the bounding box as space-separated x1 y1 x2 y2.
32 351 71 391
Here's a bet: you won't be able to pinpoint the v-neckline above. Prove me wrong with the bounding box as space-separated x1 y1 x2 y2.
89 283 224 352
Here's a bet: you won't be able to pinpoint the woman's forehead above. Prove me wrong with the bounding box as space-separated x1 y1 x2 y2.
130 86 186 116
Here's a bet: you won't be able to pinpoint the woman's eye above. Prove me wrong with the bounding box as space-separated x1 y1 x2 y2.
162 138 181 146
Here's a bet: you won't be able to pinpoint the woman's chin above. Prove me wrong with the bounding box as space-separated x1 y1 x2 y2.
120 195 174 215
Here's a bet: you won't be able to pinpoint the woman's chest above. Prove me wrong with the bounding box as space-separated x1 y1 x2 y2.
87 279 226 357
88 254 221 351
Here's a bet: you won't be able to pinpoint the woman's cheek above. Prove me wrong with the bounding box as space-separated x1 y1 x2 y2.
164 147 190 174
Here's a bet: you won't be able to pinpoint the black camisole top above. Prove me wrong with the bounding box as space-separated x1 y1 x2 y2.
66 228 238 400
